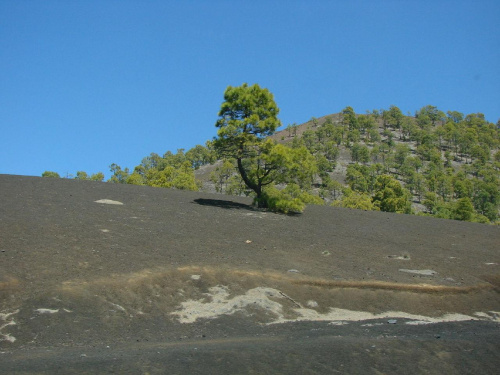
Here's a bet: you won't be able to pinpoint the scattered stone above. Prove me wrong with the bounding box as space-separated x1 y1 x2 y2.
387 254 411 260
35 308 59 314
399 269 437 276
245 240 252 244
287 269 300 273
322 251 331 256
191 275 201 280
387 319 397 324
307 300 318 308
94 199 124 205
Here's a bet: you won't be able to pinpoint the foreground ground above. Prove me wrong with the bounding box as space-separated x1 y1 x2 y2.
0 174 499 374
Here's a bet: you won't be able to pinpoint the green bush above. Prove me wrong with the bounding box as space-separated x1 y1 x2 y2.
42 171 60 178
255 184 323 214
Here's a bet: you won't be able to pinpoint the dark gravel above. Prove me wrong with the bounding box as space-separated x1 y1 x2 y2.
0 174 499 374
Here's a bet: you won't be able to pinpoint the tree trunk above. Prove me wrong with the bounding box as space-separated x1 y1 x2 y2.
237 158 265 207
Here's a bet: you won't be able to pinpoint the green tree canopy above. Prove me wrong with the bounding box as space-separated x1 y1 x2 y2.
75 171 89 180
372 175 412 213
42 171 60 178
108 163 130 184
342 106 358 131
215 83 280 151
213 83 318 211
214 84 281 205
454 197 474 221
148 161 198 190
332 188 378 211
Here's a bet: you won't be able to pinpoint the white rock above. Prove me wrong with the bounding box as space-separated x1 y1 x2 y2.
94 199 123 205
399 269 437 276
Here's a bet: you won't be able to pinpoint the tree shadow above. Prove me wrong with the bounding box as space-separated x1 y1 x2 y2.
193 198 258 211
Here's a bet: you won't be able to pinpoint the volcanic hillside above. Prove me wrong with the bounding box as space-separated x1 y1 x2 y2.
1 174 499 374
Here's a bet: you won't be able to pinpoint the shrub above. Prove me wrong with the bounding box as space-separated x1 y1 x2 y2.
255 183 323 214
42 171 60 178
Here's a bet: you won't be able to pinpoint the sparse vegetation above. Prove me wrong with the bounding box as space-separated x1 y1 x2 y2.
45 94 500 222
42 171 61 178
280 105 499 223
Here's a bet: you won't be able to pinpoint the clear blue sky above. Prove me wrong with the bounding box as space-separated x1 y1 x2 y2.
1 0 499 178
